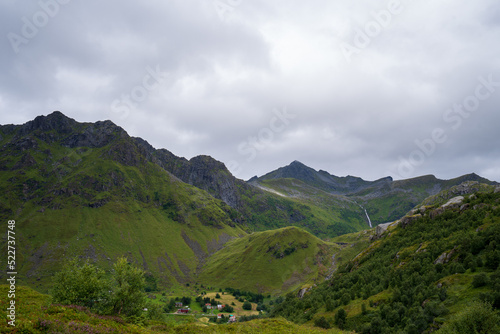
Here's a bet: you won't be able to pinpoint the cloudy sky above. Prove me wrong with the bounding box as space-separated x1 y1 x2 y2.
1 0 499 182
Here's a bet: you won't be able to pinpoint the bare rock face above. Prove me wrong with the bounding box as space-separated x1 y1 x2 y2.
400 214 422 228
442 196 464 209
298 286 311 298
375 221 396 237
430 208 443 219
134 137 245 209
434 249 456 264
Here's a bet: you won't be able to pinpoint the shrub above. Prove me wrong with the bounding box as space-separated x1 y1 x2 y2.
52 258 108 310
439 301 500 334
242 301 252 310
314 316 331 329
472 273 489 288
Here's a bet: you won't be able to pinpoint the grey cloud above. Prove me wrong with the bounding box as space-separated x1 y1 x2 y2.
1 0 499 182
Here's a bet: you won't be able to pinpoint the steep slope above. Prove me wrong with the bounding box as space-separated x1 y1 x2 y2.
0 111 246 291
251 161 498 226
134 140 368 238
199 226 338 295
250 177 369 235
269 185 500 332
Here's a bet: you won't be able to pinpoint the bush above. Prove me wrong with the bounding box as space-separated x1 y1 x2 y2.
242 301 252 310
52 258 108 310
146 302 164 321
472 273 489 288
439 301 500 334
314 316 331 329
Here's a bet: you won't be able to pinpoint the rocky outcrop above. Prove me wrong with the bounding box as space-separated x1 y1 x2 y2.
442 196 464 209
400 214 422 228
375 221 397 237
134 137 245 209
434 248 456 265
64 120 128 149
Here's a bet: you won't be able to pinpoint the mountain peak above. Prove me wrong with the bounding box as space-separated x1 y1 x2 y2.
19 110 77 136
290 160 306 166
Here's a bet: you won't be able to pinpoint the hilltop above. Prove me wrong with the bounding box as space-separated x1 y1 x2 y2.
199 226 338 294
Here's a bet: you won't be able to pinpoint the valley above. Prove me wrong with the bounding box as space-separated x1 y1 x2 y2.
1 111 499 333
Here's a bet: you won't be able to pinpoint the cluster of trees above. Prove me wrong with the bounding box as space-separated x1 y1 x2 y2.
52 257 146 317
195 296 234 313
163 296 192 313
225 287 266 304
269 191 500 333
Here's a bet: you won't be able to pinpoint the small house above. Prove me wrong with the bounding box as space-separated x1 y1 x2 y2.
175 302 183 308
217 304 225 310
228 315 237 323
205 303 213 310
178 308 189 314
217 314 222 319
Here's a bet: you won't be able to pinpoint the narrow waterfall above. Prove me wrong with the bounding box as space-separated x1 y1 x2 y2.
352 200 374 228
364 209 373 228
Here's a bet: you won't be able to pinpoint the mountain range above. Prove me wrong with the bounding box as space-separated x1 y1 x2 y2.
0 111 498 294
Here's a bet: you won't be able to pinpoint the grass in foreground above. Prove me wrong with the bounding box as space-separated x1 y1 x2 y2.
0 285 350 333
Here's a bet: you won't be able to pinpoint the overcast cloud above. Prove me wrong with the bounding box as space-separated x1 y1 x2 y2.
1 0 499 182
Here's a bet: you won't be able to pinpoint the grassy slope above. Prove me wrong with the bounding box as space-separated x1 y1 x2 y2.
359 174 498 225
249 178 368 237
199 227 340 295
0 133 246 292
270 188 500 332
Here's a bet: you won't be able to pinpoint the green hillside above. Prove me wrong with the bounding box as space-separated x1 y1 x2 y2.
244 178 368 237
199 226 339 294
251 161 498 227
0 112 246 292
141 146 370 239
0 111 369 295
269 187 500 332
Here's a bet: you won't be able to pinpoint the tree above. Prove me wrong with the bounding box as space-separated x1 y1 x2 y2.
242 301 252 310
181 296 192 306
164 298 176 313
222 305 234 313
110 257 147 316
335 308 347 329
215 293 221 299
52 258 108 310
